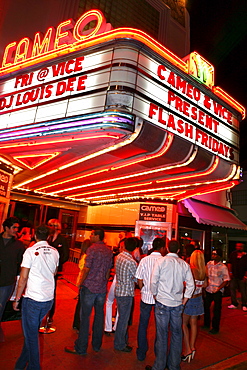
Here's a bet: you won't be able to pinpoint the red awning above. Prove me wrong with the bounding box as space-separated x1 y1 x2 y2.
182 198 247 230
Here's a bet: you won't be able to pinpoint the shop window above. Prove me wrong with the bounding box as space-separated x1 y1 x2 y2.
179 227 204 257
212 229 228 262
12 200 41 230
46 207 59 223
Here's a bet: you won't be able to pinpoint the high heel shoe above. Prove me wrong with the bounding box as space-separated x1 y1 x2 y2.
181 353 192 363
191 350 196 360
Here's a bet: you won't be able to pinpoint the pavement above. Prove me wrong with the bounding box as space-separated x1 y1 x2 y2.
1 278 247 370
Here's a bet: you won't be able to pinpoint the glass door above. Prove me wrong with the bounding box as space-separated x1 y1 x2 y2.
135 220 172 254
59 209 78 249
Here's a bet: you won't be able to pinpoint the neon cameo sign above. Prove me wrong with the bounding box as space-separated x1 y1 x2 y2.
1 9 111 70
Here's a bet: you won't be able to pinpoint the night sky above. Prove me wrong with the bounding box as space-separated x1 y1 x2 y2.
188 0 247 169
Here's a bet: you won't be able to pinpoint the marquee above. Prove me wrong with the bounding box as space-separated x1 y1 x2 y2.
0 9 244 204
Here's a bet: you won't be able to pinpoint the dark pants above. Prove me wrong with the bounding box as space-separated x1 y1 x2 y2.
114 296 133 350
0 284 15 322
204 290 222 332
136 300 154 361
230 277 247 307
73 291 81 330
0 284 15 341
75 286 106 355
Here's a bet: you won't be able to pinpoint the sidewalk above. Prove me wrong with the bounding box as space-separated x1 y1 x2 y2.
1 279 247 369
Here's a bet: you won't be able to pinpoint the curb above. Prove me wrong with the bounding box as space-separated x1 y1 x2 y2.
201 352 247 369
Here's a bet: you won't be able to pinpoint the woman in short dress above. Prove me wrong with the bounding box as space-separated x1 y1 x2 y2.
182 250 206 362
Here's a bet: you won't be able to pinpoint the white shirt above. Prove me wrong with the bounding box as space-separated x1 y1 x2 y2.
135 252 162 304
21 241 59 302
151 252 195 307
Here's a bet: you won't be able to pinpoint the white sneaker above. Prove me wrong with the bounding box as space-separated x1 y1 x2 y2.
242 306 247 312
228 304 238 309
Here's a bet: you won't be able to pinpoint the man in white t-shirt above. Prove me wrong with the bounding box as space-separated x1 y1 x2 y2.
13 224 59 370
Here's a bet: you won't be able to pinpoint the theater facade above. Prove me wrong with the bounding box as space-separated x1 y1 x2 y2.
0 9 246 255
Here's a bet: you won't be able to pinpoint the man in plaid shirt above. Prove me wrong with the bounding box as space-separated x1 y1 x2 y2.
114 237 138 352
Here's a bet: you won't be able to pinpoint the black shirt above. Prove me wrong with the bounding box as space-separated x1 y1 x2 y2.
48 233 69 272
229 250 247 280
0 233 25 286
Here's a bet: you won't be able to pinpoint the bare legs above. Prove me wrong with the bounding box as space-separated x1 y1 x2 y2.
182 314 191 355
182 313 198 355
189 316 198 351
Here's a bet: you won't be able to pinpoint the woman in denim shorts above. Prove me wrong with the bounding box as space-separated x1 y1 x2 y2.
182 250 207 362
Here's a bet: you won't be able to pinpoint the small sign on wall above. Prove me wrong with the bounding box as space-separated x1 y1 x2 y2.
139 204 167 222
0 170 10 198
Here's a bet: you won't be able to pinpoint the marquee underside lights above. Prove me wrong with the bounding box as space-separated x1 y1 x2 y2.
0 8 244 204
13 152 60 169
9 119 240 205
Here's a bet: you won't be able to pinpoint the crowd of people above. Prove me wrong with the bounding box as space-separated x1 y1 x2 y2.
0 216 247 370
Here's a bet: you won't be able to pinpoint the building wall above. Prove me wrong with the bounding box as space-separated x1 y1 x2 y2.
0 0 190 58
231 171 247 224
76 202 177 247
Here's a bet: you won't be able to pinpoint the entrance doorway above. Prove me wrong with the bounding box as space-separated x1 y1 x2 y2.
135 220 172 254
8 200 78 248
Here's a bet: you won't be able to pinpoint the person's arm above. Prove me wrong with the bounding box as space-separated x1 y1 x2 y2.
138 279 144 289
60 235 69 264
128 258 137 282
184 266 195 300
215 280 228 292
79 267 90 286
243 258 247 281
13 267 30 311
215 265 230 292
227 262 232 278
106 268 111 280
204 265 209 287
79 247 94 285
182 297 189 305
135 259 144 286
150 260 161 300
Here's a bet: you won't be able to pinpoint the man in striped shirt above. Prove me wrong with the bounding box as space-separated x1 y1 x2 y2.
114 237 138 352
135 237 166 361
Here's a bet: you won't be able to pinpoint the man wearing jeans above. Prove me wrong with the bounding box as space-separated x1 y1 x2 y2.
65 228 112 355
135 237 165 361
146 240 194 370
13 225 59 370
114 237 138 352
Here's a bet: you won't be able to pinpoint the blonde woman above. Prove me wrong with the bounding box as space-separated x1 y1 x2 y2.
47 219 69 272
73 239 91 330
182 250 206 362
